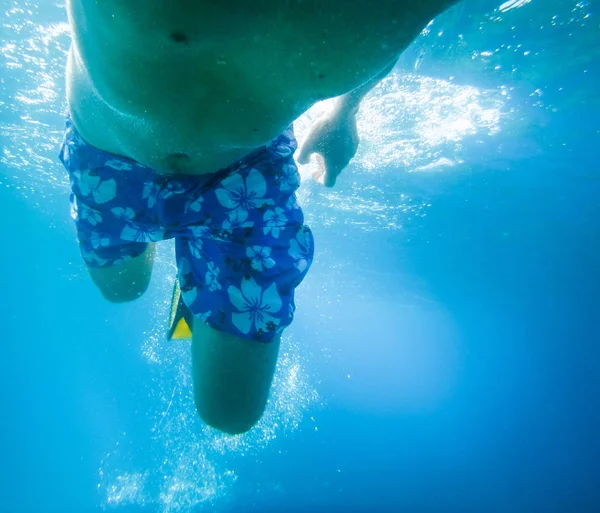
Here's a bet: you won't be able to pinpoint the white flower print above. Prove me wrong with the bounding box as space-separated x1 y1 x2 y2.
263 208 288 238
205 262 221 292
288 228 312 273
279 163 300 192
81 248 108 267
142 180 186 209
89 231 110 249
111 207 136 220
215 169 274 213
78 202 102 226
190 225 210 239
110 206 164 242
185 195 204 213
246 245 275 272
222 209 254 235
196 310 211 323
105 159 132 171
188 239 204 259
74 169 117 204
160 181 186 199
121 223 164 243
142 181 158 208
228 278 282 335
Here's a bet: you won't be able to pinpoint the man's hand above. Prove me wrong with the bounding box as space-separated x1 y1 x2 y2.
297 59 399 187
297 106 359 188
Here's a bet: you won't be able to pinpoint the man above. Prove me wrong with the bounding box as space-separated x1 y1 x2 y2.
60 0 458 435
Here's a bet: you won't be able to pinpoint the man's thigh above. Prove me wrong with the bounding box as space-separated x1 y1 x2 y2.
191 318 280 435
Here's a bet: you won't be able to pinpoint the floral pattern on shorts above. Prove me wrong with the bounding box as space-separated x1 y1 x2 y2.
59 118 314 342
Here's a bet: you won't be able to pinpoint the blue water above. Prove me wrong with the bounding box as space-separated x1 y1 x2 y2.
1 1 598 512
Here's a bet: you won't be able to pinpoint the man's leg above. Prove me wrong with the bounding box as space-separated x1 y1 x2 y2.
87 243 155 303
191 319 280 435
172 126 313 434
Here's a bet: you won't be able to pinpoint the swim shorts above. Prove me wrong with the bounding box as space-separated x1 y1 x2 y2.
59 118 314 342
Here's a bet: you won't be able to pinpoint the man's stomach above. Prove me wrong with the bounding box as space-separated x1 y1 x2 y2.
66 49 303 175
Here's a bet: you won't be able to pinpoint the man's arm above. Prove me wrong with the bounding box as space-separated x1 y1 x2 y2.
297 0 461 187
297 58 398 187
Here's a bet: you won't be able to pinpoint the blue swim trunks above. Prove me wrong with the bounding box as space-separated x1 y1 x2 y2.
59 118 314 342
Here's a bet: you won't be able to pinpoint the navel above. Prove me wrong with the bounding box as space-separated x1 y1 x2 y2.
169 31 189 44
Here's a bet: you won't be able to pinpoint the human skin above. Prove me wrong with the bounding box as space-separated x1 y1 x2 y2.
66 0 459 434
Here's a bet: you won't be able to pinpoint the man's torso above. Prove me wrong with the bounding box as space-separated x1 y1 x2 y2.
66 0 453 174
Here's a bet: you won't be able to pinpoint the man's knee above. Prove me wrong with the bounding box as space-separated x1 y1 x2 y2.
194 395 265 435
94 278 150 303
87 245 155 303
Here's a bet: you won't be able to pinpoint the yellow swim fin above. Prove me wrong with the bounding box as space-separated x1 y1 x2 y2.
167 278 193 341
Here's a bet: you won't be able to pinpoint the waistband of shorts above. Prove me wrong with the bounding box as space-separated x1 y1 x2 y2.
61 114 296 182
